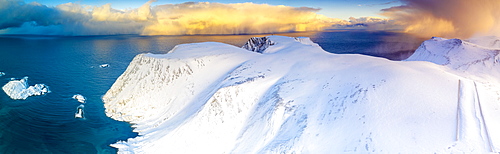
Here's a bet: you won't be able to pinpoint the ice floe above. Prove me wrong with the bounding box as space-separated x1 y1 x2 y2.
99 64 110 68
2 77 50 100
72 94 86 103
75 104 84 119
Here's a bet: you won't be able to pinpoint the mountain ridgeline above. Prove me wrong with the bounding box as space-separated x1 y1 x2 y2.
103 35 500 153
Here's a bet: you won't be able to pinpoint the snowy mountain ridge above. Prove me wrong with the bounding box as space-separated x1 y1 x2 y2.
467 36 500 49
406 37 500 80
103 35 500 153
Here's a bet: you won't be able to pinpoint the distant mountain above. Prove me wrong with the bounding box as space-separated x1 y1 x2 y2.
405 37 500 78
467 36 500 49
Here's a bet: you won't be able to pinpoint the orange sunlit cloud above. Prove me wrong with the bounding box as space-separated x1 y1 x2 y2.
143 2 347 35
381 0 500 39
0 0 353 35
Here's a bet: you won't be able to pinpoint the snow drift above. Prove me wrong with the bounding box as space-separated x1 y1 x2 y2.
103 35 500 153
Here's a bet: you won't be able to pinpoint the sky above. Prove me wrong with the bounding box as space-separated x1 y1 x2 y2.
3 0 500 38
24 0 401 20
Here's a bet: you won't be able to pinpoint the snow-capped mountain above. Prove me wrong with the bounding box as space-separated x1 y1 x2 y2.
405 37 500 78
103 35 500 153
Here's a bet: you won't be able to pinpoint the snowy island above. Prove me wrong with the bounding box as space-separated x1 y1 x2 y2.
103 35 500 153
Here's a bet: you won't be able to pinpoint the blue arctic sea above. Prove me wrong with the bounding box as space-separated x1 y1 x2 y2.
0 30 425 153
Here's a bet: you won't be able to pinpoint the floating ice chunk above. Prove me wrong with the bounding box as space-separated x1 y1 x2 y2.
0 72 5 77
100 64 110 68
72 94 86 103
75 104 84 119
2 77 50 100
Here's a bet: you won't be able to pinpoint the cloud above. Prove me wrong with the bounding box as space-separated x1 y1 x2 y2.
348 17 400 30
330 16 402 31
381 0 500 38
294 7 321 12
0 0 347 35
143 2 345 35
0 0 150 35
0 0 59 29
358 1 399 7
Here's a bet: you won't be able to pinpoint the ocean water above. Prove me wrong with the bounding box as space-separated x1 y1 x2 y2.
0 30 424 153
312 30 427 60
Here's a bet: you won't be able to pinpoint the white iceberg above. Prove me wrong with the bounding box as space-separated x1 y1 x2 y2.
100 64 110 68
103 36 500 153
2 77 50 100
0 72 5 77
72 94 86 103
75 104 84 119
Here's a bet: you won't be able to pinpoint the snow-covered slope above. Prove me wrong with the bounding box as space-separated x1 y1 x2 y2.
467 36 500 49
405 37 500 78
103 35 500 153
404 37 500 153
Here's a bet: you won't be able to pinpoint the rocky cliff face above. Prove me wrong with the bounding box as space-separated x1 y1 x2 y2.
241 37 275 53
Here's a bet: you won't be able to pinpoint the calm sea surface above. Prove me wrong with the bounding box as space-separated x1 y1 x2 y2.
0 30 425 153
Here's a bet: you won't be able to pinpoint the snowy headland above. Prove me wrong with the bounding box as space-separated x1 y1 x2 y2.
103 35 500 153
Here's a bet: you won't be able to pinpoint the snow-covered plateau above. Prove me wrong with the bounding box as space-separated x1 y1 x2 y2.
2 77 50 100
103 35 500 153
